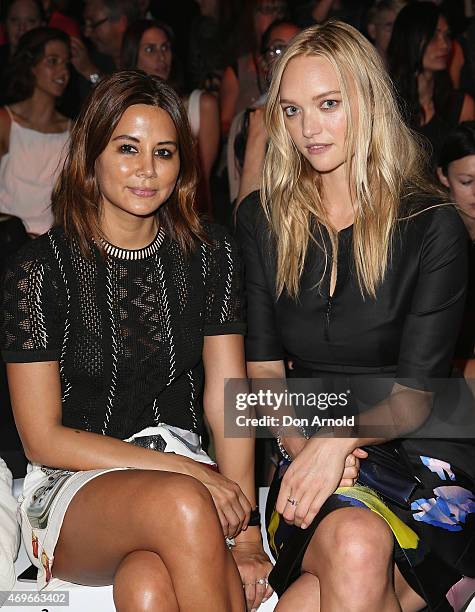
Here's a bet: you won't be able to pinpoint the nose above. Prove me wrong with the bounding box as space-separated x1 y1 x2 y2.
302 110 322 139
136 153 157 178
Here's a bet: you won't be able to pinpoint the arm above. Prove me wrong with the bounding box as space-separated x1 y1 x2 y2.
460 93 475 122
198 92 220 200
69 36 101 80
0 107 11 160
235 108 267 207
219 65 239 136
312 0 336 23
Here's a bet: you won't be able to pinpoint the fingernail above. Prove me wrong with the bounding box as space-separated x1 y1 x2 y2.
301 523 307 529
262 598 268 602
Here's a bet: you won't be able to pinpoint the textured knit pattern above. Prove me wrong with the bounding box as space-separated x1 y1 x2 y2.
1 224 245 438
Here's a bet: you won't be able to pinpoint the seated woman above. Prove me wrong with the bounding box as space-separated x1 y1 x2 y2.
0 71 274 612
236 20 475 612
121 19 220 215
438 121 475 380
388 1 475 168
0 27 71 238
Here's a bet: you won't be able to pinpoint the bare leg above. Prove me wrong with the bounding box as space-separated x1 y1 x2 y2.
275 572 320 611
113 550 179 612
52 470 245 612
272 508 427 612
302 507 400 612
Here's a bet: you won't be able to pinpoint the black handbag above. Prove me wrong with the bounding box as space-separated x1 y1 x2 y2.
357 443 422 508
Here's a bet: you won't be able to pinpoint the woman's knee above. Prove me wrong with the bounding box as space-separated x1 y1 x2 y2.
113 550 178 612
136 472 219 535
305 508 394 578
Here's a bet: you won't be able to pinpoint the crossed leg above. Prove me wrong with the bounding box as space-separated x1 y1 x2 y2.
51 469 246 611
275 507 427 612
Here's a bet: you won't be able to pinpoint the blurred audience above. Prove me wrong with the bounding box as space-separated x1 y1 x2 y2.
219 0 288 136
366 0 406 64
228 19 301 205
121 19 220 214
438 121 475 378
0 27 70 237
388 1 475 167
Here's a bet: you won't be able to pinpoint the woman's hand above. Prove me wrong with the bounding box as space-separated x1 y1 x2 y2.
276 437 356 529
339 447 367 486
184 461 252 539
231 540 274 612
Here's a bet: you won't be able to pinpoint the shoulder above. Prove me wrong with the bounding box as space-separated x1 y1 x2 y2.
236 190 268 233
399 198 468 261
401 195 466 235
460 93 475 122
201 221 237 251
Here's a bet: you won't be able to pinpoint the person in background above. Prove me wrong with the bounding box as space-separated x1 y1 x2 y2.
1 70 274 612
70 0 139 90
438 121 475 380
228 19 301 206
0 27 70 237
388 1 475 168
0 0 45 103
366 0 406 64
219 0 288 137
40 0 81 38
121 19 220 215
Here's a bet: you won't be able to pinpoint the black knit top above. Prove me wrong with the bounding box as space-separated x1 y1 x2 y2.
1 224 245 439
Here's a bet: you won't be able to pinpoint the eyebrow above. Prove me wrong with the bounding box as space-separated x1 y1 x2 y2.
112 135 177 146
280 90 341 105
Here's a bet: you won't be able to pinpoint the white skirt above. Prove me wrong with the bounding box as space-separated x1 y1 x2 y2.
18 425 215 590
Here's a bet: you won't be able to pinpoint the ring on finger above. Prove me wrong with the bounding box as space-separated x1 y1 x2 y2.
287 496 298 506
256 577 268 586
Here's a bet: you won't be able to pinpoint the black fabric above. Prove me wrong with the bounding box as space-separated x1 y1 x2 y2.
236 191 475 607
454 240 475 358
1 224 245 439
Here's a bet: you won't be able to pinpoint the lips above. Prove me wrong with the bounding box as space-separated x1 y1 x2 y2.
306 144 332 154
128 187 158 198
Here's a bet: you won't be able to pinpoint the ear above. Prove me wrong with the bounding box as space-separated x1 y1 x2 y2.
437 166 450 189
367 23 376 42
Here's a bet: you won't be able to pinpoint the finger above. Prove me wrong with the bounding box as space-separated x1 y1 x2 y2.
339 478 356 487
252 578 268 611
353 447 368 458
276 478 293 514
345 453 356 467
300 491 328 529
342 465 358 479
244 582 257 611
222 502 244 539
263 581 274 603
216 507 230 537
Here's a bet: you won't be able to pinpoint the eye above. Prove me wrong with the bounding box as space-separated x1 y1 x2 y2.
46 56 58 66
321 99 339 110
144 44 156 54
155 148 173 159
283 105 298 117
119 144 138 154
461 180 472 186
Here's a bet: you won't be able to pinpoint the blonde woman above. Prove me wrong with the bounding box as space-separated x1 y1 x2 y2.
236 21 475 612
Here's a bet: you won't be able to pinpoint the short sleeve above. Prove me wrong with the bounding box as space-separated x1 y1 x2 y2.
1 241 65 362
235 192 284 361
203 224 246 336
397 206 468 385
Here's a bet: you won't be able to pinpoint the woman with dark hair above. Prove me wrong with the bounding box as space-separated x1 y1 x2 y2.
388 1 475 166
0 70 276 611
438 121 475 378
219 0 288 137
121 19 220 215
0 26 70 237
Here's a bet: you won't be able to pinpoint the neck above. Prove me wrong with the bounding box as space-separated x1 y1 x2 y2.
100 208 158 250
17 89 57 126
320 165 355 230
417 70 435 105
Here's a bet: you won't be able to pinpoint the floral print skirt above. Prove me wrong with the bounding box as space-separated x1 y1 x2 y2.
266 439 475 611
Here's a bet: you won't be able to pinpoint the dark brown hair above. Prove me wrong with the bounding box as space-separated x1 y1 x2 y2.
5 27 69 103
52 70 204 254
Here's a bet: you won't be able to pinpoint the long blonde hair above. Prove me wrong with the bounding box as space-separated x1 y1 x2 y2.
262 20 442 299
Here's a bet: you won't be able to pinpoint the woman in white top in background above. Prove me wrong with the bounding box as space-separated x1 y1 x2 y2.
0 26 70 238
